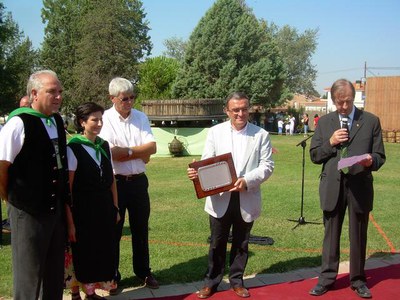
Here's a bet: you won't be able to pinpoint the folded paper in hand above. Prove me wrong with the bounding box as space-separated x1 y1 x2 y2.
338 153 370 170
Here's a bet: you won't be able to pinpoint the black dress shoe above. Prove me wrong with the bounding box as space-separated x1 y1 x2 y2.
143 274 159 289
109 287 121 296
309 284 329 296
352 284 372 298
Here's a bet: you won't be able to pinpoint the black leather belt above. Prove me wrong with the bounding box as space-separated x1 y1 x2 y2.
115 173 145 181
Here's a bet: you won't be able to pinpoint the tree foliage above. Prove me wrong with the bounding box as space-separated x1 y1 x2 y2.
267 23 319 96
163 37 187 63
136 56 179 102
41 0 83 111
171 0 286 107
41 0 152 112
0 4 38 115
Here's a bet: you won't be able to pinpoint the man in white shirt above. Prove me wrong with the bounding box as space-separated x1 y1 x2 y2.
99 77 158 292
0 70 69 299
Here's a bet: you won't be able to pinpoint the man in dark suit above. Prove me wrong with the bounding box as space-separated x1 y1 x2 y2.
308 79 385 299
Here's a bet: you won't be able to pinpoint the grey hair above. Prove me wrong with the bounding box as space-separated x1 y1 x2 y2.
109 77 134 97
27 70 59 102
225 91 249 107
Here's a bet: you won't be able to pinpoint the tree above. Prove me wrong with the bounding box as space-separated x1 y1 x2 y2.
266 22 319 96
41 0 82 112
136 56 179 102
0 4 38 115
41 0 152 111
73 0 152 109
172 0 286 107
6 38 39 99
163 37 187 63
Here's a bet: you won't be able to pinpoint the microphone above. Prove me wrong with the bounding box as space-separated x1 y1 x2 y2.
341 117 349 134
341 117 349 146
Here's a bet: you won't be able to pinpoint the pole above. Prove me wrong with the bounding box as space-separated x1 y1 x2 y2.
288 135 321 229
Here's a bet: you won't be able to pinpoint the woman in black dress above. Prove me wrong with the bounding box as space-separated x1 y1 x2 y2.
65 102 120 300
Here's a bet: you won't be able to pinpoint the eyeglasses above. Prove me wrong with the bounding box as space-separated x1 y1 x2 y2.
227 108 249 114
117 95 135 102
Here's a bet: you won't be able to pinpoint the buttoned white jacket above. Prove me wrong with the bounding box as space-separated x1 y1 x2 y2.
201 121 274 223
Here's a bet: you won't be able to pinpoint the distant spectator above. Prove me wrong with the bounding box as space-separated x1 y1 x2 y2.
264 109 274 132
253 109 261 127
285 122 290 135
277 119 283 135
314 114 320 129
302 113 309 136
19 95 30 107
289 115 295 135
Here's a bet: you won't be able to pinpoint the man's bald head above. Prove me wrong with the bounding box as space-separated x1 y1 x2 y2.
19 95 30 107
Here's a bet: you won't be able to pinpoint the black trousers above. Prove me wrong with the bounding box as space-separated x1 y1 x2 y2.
8 202 66 300
205 192 253 289
318 175 369 288
115 174 151 281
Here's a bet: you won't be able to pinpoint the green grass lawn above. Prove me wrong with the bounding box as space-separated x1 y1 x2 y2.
1 135 399 297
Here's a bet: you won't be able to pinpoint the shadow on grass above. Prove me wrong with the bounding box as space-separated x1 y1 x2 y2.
368 251 398 259
119 254 208 289
119 225 207 287
0 231 11 247
260 255 322 274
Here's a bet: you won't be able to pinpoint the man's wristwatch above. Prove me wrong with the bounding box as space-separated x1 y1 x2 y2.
128 148 133 157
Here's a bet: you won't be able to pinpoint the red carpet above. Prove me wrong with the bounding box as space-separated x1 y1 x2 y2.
138 263 400 300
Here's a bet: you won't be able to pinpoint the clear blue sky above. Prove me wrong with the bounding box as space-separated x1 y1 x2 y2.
3 0 400 94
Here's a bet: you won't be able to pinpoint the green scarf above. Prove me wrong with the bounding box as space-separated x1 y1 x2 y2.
68 135 109 161
7 107 56 127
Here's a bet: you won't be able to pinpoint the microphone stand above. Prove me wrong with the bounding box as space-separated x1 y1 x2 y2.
288 134 321 229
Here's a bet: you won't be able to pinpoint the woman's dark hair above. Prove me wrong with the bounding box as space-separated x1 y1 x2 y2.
74 102 104 133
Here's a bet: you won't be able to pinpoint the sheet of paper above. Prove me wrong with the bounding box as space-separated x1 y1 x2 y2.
338 154 370 170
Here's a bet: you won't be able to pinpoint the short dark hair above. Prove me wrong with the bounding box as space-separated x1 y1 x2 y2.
331 79 355 102
225 92 249 107
74 102 104 133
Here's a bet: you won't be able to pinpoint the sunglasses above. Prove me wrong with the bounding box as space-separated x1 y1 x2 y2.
117 95 135 102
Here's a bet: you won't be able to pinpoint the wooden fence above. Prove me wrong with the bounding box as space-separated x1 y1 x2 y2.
365 76 400 143
141 99 225 121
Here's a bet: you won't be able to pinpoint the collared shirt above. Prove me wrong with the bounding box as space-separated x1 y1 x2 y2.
0 116 58 163
99 105 155 175
231 122 248 176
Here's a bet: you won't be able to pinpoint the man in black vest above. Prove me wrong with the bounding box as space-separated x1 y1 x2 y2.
0 70 70 299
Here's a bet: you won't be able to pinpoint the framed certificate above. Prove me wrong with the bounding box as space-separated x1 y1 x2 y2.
189 153 237 199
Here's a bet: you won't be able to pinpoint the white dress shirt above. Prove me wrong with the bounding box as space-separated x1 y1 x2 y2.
99 105 155 175
231 123 248 177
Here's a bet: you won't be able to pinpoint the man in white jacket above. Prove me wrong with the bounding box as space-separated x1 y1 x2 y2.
188 92 274 298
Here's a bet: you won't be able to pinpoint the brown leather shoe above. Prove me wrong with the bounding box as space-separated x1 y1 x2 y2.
232 286 250 298
144 274 159 289
197 286 213 299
